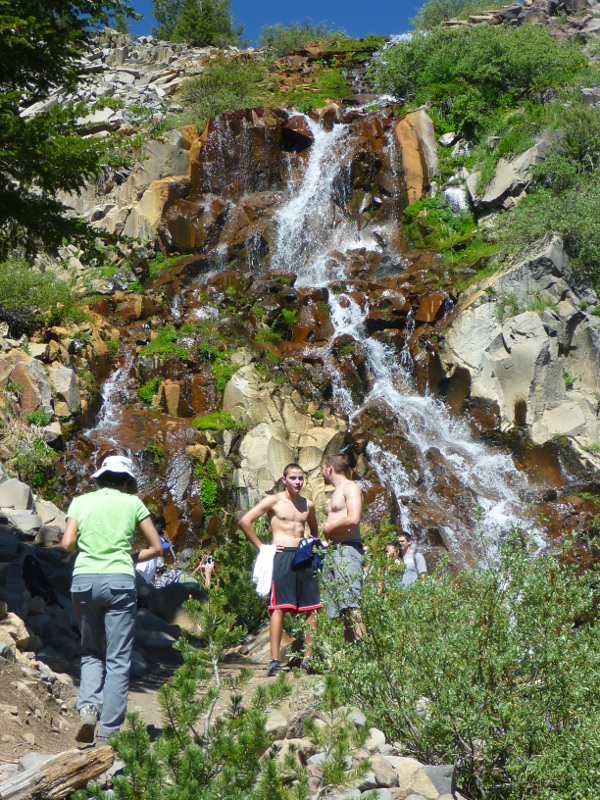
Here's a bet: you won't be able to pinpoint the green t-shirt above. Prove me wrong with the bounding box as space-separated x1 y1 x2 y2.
67 488 150 577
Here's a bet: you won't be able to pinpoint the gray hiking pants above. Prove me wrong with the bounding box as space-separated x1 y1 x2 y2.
71 573 136 737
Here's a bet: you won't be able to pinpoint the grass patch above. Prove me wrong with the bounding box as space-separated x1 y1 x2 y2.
174 57 274 131
139 327 188 361
191 411 237 431
0 259 86 326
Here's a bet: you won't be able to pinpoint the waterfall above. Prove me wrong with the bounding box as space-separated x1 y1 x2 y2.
270 114 527 549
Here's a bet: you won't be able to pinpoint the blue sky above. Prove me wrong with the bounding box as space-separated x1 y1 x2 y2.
128 1 418 43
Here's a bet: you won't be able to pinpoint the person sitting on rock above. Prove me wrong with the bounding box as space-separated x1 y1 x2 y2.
61 455 162 747
237 463 322 676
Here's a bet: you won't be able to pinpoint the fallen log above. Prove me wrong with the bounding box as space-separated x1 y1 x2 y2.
0 746 115 800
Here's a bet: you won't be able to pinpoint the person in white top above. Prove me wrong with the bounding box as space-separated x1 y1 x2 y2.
397 531 427 585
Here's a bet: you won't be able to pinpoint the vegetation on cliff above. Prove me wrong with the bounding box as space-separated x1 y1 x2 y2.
370 20 600 290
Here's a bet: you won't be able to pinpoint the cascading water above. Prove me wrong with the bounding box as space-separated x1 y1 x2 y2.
271 113 527 552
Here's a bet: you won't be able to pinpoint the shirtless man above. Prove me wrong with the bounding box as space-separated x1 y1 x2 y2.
321 453 365 642
238 463 321 676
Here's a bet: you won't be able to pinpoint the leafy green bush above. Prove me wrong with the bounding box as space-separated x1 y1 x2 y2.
26 410 51 426
316 535 600 800
369 25 587 135
214 525 270 633
0 260 85 325
258 19 345 55
191 410 237 431
139 327 188 361
178 58 272 129
505 182 600 290
138 376 161 403
402 195 477 251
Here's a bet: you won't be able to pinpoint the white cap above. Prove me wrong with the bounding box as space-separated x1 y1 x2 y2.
91 455 136 481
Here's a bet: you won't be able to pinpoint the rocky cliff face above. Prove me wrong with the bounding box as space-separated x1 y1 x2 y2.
9 30 600 567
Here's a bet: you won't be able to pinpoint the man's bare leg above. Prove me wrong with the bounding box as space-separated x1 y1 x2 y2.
270 609 285 660
304 611 317 657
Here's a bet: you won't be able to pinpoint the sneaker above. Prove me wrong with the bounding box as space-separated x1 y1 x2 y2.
76 704 98 743
299 657 318 675
266 658 282 676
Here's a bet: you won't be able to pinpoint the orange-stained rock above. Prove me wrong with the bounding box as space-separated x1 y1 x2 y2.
114 296 143 325
164 497 183 525
187 443 209 463
162 379 182 417
179 124 199 151
415 291 447 323
165 519 186 546
10 362 41 418
188 369 219 416
364 295 412 333
293 302 334 344
158 195 228 253
394 109 439 205
395 117 426 205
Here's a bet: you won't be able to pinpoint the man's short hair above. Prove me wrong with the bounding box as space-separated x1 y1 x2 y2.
322 453 350 475
283 463 303 476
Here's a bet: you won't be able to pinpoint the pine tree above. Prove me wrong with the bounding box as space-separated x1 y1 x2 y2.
153 0 243 47
0 0 133 258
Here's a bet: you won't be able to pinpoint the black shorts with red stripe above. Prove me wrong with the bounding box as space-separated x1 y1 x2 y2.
268 547 322 613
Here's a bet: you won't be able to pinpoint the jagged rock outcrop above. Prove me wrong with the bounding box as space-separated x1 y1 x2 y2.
439 235 600 462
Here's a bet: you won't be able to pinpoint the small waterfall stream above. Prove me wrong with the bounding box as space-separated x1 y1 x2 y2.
271 114 526 550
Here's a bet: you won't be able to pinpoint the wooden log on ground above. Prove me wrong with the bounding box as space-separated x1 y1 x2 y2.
0 746 115 800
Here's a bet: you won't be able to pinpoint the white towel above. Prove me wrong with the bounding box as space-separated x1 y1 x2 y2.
252 544 276 597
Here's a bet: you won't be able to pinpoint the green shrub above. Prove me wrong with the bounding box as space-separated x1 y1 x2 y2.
316 535 600 799
191 410 237 431
199 476 219 513
139 327 188 361
154 0 243 46
26 410 51 426
214 524 270 633
505 182 600 290
258 18 345 55
138 376 161 403
402 196 477 251
0 260 85 326
178 57 272 129
369 25 587 135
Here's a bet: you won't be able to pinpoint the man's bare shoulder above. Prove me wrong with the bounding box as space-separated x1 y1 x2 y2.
343 478 362 497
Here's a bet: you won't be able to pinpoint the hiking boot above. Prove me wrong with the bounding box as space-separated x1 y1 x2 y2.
266 658 282 676
95 734 111 748
76 704 98 743
300 657 319 675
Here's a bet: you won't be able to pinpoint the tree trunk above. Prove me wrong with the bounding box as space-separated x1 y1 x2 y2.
0 746 115 800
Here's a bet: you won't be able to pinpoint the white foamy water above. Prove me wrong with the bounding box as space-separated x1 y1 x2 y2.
270 113 527 546
85 351 135 454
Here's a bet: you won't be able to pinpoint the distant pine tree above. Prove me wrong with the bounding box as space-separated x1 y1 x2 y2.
153 0 243 46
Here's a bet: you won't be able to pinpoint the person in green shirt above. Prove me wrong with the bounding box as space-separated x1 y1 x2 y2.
62 455 162 747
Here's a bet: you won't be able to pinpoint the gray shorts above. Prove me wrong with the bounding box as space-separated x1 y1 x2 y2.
322 541 364 618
